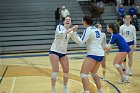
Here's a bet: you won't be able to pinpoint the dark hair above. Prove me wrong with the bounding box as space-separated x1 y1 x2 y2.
83 16 93 25
94 23 101 28
107 24 117 34
65 15 71 19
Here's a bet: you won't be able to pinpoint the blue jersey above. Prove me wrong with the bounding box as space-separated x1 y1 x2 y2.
108 33 131 53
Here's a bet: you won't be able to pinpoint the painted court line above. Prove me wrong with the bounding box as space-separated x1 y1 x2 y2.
10 77 16 93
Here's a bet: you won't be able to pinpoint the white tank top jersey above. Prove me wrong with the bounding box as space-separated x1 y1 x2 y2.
119 24 136 44
72 26 105 56
50 24 78 54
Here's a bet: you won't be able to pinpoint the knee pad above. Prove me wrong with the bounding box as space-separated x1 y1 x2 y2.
114 64 120 68
64 73 69 77
80 73 88 78
91 73 97 78
51 72 58 80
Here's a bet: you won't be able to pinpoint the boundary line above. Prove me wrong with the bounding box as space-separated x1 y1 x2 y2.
0 66 8 84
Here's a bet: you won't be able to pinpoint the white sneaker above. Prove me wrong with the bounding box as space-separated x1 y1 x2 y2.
128 69 132 76
63 86 69 93
83 91 89 93
102 75 107 81
51 88 56 93
98 89 103 93
119 75 129 83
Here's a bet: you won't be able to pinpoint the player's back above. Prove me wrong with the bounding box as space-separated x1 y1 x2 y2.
86 26 104 56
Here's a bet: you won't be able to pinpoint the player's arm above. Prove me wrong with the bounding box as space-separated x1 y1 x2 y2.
56 25 77 35
71 29 90 46
101 33 107 48
119 26 123 35
104 35 115 52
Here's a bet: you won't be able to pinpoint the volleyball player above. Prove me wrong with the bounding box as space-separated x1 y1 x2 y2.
73 16 104 93
49 16 78 93
105 24 130 83
120 15 137 76
95 23 107 80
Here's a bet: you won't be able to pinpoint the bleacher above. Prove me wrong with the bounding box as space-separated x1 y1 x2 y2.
0 0 139 54
78 0 140 47
102 4 140 46
0 0 85 54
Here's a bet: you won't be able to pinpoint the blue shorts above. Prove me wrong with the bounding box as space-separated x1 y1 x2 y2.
86 55 104 62
127 40 134 46
49 51 66 58
119 49 130 53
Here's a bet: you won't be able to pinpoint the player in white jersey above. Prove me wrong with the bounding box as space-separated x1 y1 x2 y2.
49 16 78 93
73 16 104 93
119 15 137 76
95 23 107 80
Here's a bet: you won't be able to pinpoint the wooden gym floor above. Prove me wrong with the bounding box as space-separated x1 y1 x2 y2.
0 50 140 93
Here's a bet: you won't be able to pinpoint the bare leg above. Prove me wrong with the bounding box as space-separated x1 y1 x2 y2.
80 57 95 92
90 62 102 92
60 55 69 86
128 50 133 75
113 52 127 77
49 54 59 93
101 56 106 79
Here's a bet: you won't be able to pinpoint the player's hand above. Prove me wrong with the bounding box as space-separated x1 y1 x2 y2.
73 25 78 32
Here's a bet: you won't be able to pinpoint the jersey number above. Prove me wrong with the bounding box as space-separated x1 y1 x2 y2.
126 31 130 35
95 31 100 38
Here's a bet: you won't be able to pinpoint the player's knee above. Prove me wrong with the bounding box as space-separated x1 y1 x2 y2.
114 64 120 68
64 73 69 77
51 72 58 80
80 73 88 78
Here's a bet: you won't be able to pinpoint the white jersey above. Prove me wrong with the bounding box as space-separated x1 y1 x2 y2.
101 32 107 48
72 26 104 56
120 24 136 44
50 25 78 54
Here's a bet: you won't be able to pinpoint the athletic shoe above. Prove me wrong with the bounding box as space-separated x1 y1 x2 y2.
63 86 69 93
83 91 89 93
119 75 129 83
102 75 107 81
51 88 56 93
98 89 103 93
128 69 132 76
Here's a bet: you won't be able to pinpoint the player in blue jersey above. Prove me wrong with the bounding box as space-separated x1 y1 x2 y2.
105 24 130 83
